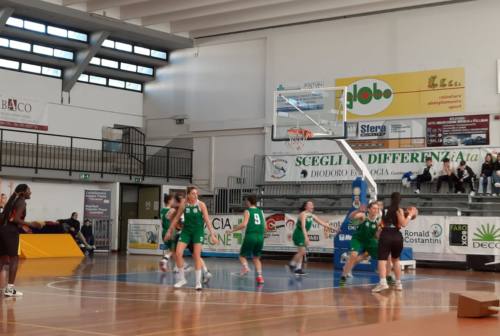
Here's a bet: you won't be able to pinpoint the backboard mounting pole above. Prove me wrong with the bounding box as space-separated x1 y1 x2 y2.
335 139 378 201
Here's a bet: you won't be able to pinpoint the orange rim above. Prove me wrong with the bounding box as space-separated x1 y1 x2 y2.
287 128 313 139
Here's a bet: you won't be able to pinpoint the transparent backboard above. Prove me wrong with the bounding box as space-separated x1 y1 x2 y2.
272 86 347 141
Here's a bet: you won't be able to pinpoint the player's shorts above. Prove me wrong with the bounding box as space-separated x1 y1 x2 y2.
292 230 306 247
178 225 204 245
240 233 264 258
350 237 378 259
0 223 20 257
378 228 403 260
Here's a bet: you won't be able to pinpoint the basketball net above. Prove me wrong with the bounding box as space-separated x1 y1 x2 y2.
287 128 313 151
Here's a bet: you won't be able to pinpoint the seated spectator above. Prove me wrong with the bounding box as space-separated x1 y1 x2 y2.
436 158 456 193
492 153 500 196
478 153 494 195
412 157 438 194
455 160 476 195
62 212 93 250
81 219 96 249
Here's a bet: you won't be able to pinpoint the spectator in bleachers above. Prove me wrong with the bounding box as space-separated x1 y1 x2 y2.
492 153 500 196
455 160 476 195
478 153 494 195
436 158 456 193
413 157 437 194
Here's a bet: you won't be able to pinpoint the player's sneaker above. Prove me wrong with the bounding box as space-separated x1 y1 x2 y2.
240 266 250 276
174 278 187 289
346 272 353 278
414 189 420 194
195 282 203 291
286 263 296 273
184 264 193 273
4 287 23 297
395 281 403 291
203 271 212 284
256 275 265 284
159 257 168 272
340 275 347 282
294 269 307 276
386 275 396 285
371 283 389 293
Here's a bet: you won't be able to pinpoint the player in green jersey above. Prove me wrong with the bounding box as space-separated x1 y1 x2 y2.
288 201 334 275
226 195 266 285
167 186 218 290
159 194 176 272
341 201 381 281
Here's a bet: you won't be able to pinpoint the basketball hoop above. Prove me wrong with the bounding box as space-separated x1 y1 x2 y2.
287 128 313 151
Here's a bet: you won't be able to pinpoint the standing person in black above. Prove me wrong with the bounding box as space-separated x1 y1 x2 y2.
492 153 500 196
478 153 494 195
372 192 417 293
81 219 96 249
455 160 477 195
0 184 42 297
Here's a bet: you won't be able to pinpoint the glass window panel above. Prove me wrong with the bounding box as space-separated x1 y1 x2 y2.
54 49 73 60
108 79 125 88
115 41 132 52
0 58 19 70
90 57 101 65
21 63 41 74
89 75 106 85
0 37 8 47
9 40 31 52
6 17 23 28
137 66 153 76
78 74 89 82
42 67 61 77
151 50 167 60
126 82 142 91
101 59 119 69
134 46 150 56
120 62 136 72
68 30 88 42
102 39 115 48
33 45 54 56
47 26 68 38
24 20 46 33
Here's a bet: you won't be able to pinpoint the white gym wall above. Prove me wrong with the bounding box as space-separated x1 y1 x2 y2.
144 0 500 190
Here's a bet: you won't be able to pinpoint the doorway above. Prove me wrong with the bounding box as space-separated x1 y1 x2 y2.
119 184 161 252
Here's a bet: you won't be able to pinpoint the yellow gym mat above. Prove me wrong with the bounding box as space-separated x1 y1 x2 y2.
19 234 84 258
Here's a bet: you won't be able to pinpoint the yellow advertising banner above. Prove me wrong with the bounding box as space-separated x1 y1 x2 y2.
335 67 465 120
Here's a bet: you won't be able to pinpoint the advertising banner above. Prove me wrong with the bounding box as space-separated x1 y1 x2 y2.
401 216 446 253
0 95 48 131
84 190 111 220
446 216 500 255
335 67 465 120
347 119 426 150
265 147 500 182
426 114 489 147
128 219 162 254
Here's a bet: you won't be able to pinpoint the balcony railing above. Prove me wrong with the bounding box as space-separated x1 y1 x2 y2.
0 128 193 181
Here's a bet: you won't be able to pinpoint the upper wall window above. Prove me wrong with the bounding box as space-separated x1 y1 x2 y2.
102 38 168 61
6 16 88 43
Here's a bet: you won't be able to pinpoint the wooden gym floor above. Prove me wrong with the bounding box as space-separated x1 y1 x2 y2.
0 254 499 335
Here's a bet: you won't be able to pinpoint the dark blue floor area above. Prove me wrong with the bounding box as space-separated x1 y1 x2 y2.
79 258 423 293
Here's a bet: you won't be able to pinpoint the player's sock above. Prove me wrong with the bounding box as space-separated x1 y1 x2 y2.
195 269 202 290
296 261 302 270
202 264 208 273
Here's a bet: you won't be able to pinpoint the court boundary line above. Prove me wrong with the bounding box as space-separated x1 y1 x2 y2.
0 320 117 336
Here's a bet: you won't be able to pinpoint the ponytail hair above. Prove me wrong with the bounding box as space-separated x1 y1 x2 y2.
300 201 312 212
382 192 401 227
2 184 29 225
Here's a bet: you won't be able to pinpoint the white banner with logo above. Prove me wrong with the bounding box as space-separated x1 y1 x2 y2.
128 219 163 255
354 119 426 140
0 95 48 131
401 216 446 253
446 216 500 255
266 147 500 182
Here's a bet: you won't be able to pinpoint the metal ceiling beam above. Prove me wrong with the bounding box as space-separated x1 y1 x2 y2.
63 30 109 92
119 0 237 20
86 0 149 12
1 26 88 51
0 7 14 28
140 0 299 27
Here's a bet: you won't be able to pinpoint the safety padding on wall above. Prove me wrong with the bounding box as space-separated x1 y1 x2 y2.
20 234 84 258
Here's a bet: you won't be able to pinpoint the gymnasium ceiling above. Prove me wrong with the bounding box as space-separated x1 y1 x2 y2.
42 0 473 39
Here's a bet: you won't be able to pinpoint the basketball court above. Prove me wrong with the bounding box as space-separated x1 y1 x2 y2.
0 255 497 335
